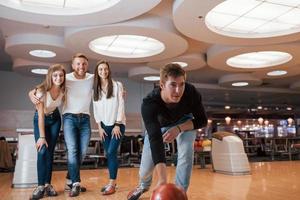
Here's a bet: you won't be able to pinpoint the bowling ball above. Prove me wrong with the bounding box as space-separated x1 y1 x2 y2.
150 183 188 200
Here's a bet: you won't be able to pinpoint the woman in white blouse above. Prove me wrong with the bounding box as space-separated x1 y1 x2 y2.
30 64 66 200
93 60 126 195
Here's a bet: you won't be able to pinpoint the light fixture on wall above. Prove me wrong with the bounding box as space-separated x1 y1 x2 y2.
225 116 231 125
258 117 264 125
264 120 269 126
287 117 293 126
237 120 242 126
207 119 212 125
225 105 230 109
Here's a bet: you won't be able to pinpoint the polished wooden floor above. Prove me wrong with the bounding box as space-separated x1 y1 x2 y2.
1 161 300 200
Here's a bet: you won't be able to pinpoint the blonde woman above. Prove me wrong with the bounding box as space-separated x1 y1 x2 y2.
29 64 66 200
93 60 126 195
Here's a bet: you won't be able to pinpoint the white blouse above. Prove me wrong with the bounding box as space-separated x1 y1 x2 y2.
36 90 64 114
93 80 126 126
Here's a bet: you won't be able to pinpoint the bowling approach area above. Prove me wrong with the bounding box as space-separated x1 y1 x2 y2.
1 161 300 200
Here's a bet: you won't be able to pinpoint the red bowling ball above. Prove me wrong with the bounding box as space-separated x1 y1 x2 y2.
150 183 188 200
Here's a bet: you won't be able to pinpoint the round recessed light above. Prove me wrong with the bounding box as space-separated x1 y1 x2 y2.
267 70 287 76
232 82 249 87
89 35 165 58
143 76 160 81
29 50 56 58
205 0 300 38
286 107 292 111
225 105 230 109
171 62 188 68
31 68 48 75
226 51 292 69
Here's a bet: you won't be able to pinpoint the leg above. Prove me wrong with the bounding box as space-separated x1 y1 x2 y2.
33 112 47 186
175 130 196 191
63 114 80 184
105 124 125 180
138 134 155 190
127 133 154 200
45 112 61 184
78 115 91 177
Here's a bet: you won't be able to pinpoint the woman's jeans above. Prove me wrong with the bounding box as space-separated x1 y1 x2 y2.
63 113 91 184
33 108 61 186
139 114 196 191
101 122 125 180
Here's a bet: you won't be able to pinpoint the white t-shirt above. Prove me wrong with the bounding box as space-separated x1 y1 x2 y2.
36 90 64 114
62 72 94 115
93 80 126 126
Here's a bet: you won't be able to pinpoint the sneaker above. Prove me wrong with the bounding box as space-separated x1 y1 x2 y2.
127 186 148 200
45 184 58 197
100 184 109 192
65 183 87 192
102 184 116 195
30 186 45 200
69 184 81 197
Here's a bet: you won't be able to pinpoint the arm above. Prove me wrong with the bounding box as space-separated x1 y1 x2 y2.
112 82 125 139
35 101 48 151
191 86 207 129
141 102 167 186
162 120 194 143
93 100 107 141
116 82 125 124
28 88 41 105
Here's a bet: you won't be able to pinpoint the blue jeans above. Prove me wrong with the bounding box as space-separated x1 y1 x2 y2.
101 122 125 180
139 114 196 191
63 113 91 184
33 108 61 186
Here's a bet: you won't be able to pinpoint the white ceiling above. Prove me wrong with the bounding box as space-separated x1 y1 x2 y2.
1 0 300 117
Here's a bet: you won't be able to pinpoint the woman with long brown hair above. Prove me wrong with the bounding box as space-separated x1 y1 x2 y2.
29 64 66 200
93 60 126 195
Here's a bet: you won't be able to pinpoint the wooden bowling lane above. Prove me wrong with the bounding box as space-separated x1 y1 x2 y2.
1 161 300 200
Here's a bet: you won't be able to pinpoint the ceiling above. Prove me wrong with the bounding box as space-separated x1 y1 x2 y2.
1 0 300 118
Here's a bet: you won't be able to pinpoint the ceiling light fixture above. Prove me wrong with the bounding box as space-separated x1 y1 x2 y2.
232 82 249 87
143 76 160 81
267 70 287 76
226 51 292 69
31 68 48 75
29 50 56 58
225 105 230 109
171 61 188 68
286 107 292 111
89 35 165 58
205 0 300 38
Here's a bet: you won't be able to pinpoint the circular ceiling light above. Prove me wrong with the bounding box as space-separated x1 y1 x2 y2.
267 70 287 76
205 0 300 38
2 0 120 15
226 51 292 69
225 105 230 109
143 76 160 81
29 50 56 58
171 61 188 68
31 68 48 75
89 35 165 58
232 82 249 87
